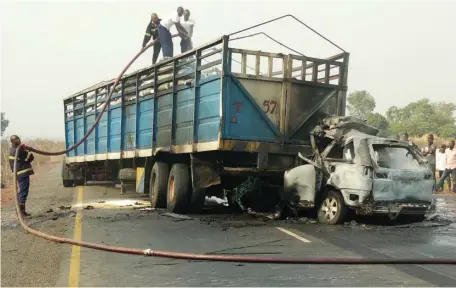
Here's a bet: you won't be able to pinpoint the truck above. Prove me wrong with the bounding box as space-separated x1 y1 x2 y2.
61 35 351 215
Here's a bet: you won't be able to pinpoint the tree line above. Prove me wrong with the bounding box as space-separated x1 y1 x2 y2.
347 91 456 139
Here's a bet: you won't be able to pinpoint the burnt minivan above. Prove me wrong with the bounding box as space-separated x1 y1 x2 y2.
284 116 434 224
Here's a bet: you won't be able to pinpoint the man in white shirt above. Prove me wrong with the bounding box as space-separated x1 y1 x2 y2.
437 140 456 193
153 7 188 59
435 144 450 192
180 9 195 53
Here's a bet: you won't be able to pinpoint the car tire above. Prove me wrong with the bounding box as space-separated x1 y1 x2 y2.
150 162 169 208
166 163 190 213
317 190 348 225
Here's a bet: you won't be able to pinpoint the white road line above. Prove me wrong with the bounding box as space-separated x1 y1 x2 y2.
275 227 311 243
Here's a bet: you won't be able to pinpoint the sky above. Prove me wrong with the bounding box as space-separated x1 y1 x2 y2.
1 0 455 140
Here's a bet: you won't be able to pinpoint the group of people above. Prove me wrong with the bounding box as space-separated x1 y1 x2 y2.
417 134 456 193
142 6 195 64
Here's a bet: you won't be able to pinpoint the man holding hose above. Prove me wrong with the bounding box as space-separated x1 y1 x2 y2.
8 135 34 217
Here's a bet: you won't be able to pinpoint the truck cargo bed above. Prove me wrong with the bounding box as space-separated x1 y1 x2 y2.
64 36 348 164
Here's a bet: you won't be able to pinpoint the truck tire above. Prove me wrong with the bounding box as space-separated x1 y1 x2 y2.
189 188 206 213
63 180 74 188
317 190 348 225
118 168 136 182
150 162 169 208
167 163 190 213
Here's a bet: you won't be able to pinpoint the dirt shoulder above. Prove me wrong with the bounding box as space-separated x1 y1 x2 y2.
1 161 75 287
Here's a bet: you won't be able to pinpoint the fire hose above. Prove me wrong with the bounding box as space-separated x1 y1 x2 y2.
12 37 456 266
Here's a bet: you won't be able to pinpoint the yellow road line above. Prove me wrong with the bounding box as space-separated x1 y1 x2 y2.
276 227 311 243
68 186 83 287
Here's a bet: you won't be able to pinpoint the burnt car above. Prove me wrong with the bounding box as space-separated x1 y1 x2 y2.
284 116 434 225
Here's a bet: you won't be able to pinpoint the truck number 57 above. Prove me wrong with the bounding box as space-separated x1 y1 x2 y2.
263 100 278 114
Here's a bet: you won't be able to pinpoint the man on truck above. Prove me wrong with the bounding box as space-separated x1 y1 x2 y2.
152 7 188 59
179 9 195 53
8 135 35 217
142 13 161 65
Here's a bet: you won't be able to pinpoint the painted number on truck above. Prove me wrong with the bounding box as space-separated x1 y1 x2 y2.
263 100 278 114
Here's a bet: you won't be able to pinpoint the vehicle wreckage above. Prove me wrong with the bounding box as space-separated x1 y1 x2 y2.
232 116 434 225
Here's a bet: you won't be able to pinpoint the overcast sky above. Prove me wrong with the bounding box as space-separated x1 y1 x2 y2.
1 0 455 140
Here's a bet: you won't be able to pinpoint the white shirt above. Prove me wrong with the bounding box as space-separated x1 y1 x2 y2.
180 18 195 38
436 151 447 171
446 148 456 169
162 13 180 31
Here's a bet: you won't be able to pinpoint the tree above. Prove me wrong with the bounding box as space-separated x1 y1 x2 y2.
347 90 376 119
365 112 389 137
386 99 456 138
1 112 9 137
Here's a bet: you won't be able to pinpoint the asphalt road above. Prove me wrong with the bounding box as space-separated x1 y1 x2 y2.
2 162 456 287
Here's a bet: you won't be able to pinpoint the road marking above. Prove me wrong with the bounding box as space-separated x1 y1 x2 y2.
68 186 83 287
276 227 311 243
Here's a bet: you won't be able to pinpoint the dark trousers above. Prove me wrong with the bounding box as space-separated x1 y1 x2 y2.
157 25 173 58
438 168 456 192
180 38 193 53
152 41 161 64
17 176 30 204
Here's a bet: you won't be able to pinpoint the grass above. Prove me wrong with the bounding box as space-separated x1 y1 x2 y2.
1 138 65 188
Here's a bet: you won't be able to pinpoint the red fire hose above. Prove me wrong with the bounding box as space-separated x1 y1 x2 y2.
12 39 456 265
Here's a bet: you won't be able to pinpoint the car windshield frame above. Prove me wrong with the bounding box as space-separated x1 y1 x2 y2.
371 144 422 170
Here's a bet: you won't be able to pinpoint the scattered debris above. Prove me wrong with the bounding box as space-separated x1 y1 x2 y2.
139 207 155 212
162 213 192 221
58 205 71 210
69 211 77 217
134 202 142 206
46 209 54 213
84 205 95 210
98 201 105 204
52 216 58 221
426 213 439 221
205 196 229 207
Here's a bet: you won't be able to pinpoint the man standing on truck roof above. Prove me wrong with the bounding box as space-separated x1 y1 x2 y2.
179 9 195 53
422 134 437 189
142 13 161 65
152 7 188 60
8 135 35 217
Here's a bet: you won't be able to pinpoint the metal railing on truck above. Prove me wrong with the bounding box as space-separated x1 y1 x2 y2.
63 36 349 160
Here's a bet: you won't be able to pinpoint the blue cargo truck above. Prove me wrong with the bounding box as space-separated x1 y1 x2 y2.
62 36 349 213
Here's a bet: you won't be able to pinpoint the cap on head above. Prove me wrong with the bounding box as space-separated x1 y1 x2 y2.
151 13 158 22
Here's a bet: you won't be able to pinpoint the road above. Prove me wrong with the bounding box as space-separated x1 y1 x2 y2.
2 162 456 287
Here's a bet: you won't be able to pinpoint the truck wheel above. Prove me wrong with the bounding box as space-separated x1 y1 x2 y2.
118 168 136 182
150 162 169 208
189 188 206 213
63 180 74 188
167 163 190 213
317 190 348 225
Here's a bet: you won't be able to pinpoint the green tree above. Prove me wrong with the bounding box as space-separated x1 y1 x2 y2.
365 112 389 137
386 99 456 138
347 90 376 119
1 112 9 137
